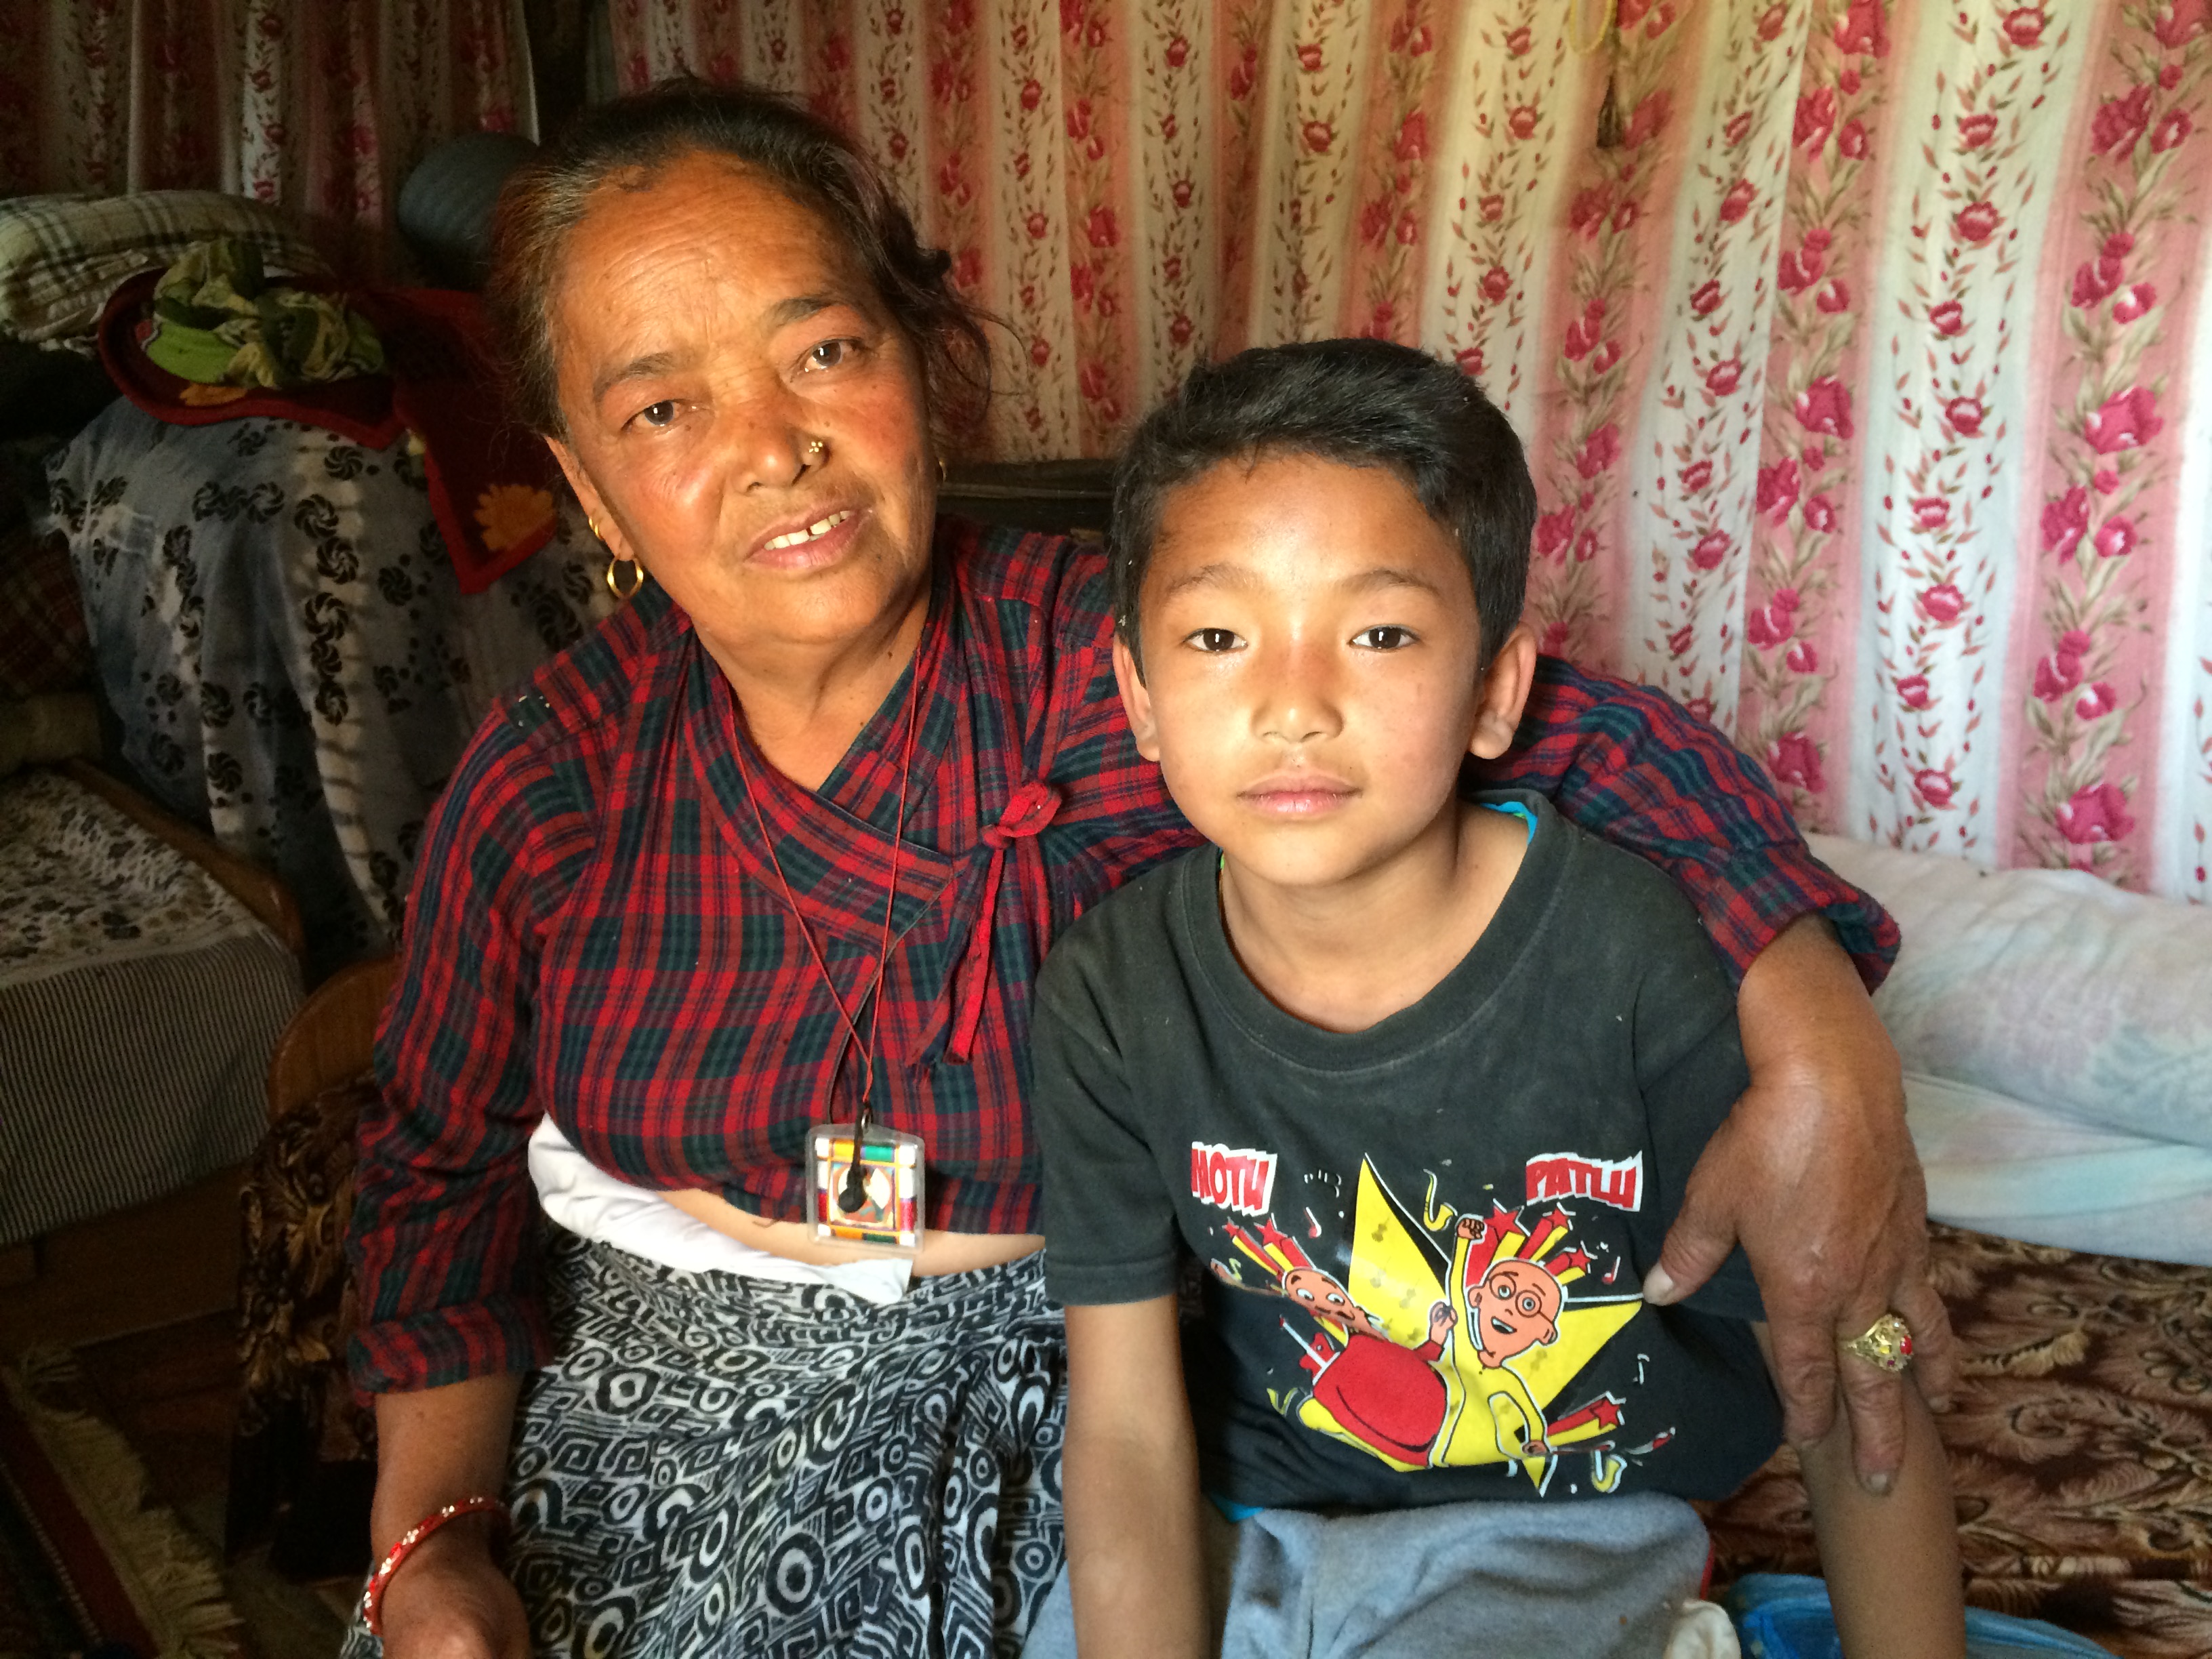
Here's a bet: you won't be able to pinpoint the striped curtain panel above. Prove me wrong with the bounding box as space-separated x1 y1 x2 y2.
611 0 2212 906
0 0 537 270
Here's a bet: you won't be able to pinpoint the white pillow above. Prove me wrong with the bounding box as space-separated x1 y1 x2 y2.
1810 834 2212 1149
1906 1071 2212 1267
0 192 327 344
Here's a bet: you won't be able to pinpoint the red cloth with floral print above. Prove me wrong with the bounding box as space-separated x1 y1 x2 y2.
98 274 557 593
348 518 1897 1394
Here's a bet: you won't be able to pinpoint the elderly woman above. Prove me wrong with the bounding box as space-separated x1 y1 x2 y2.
348 81 1949 1659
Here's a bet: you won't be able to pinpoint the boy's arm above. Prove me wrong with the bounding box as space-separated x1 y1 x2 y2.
1753 1326 1965 1659
1063 1297 1210 1659
1031 924 1206 1654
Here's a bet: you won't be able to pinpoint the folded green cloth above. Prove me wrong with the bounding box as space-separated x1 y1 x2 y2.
142 238 383 389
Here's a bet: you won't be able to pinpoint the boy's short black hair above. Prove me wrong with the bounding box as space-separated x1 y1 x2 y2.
1109 338 1536 672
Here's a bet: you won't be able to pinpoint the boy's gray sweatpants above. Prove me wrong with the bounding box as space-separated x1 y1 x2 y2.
1024 1490 1736 1659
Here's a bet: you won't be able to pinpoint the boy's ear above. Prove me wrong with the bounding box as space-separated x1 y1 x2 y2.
1111 633 1164 762
546 438 632 562
1467 622 1540 761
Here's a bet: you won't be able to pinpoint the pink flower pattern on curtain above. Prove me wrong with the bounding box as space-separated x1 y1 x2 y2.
0 0 534 271
610 0 2212 904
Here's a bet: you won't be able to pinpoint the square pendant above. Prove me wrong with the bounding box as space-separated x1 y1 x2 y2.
807 1123 925 1256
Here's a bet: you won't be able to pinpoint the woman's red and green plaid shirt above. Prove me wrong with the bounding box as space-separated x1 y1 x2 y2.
349 517 1896 1394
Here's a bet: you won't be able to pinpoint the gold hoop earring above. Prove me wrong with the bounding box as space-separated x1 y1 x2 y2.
937 457 948 483
587 514 602 541
605 553 644 602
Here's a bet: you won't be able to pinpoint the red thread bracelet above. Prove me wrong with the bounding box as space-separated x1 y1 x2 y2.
359 1495 510 1637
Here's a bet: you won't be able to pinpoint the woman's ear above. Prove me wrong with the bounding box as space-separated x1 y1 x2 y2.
1111 634 1163 762
1467 623 1540 761
546 438 632 561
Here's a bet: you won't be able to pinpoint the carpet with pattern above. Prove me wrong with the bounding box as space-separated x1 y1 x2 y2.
0 1354 239 1659
1704 1224 2212 1658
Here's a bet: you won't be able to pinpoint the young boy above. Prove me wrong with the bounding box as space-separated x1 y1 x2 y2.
1027 341 1962 1658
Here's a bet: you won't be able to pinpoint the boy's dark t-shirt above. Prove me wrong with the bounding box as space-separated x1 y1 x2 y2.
1033 790 1784 1513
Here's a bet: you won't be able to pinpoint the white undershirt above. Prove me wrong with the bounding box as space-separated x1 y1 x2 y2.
527 1117 914 1304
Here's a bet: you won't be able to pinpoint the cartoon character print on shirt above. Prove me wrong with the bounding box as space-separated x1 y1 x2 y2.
1214 1224 1458 1467
1205 1152 1664 1493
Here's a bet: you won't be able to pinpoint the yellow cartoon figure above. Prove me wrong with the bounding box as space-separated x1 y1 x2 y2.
1427 1195 1641 1484
1458 1239 1564 1460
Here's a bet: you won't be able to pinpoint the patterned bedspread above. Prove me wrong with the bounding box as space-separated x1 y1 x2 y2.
46 403 615 968
1704 1224 2212 1658
0 768 300 1245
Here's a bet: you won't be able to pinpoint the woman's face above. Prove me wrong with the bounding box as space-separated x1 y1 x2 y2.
545 150 937 666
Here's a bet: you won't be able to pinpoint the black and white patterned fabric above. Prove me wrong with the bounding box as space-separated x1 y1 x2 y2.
46 401 615 971
0 766 253 980
342 1235 1067 1659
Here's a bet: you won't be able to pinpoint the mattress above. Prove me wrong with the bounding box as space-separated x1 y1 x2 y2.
0 766 300 1245
1809 832 2212 1267
1704 1223 2212 1659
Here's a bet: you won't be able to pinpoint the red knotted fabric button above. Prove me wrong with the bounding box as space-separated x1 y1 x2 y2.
946 780 1063 1063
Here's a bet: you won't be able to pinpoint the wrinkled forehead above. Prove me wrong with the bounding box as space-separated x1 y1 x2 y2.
546 152 878 382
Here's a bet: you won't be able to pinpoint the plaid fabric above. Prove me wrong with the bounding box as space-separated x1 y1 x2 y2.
0 192 326 345
1476 666 1898 989
0 518 91 697
349 518 1898 1395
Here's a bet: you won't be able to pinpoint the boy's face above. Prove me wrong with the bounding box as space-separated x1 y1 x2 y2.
1113 453 1531 896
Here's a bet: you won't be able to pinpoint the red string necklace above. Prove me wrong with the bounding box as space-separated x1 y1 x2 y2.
732 663 924 1146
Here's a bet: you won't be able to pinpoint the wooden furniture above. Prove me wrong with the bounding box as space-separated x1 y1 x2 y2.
0 1168 249 1355
0 762 308 1351
228 952 395 1572
266 954 398 1121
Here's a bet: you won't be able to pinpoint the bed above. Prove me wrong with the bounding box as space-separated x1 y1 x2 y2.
0 189 609 1273
0 761 302 1250
1809 833 2212 1269
3 184 617 973
1700 836 2212 1657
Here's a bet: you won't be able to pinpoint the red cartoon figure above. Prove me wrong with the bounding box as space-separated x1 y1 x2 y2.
1214 1220 1454 1469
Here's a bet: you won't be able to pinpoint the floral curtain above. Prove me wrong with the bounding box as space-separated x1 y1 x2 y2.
0 0 537 270
611 0 2212 905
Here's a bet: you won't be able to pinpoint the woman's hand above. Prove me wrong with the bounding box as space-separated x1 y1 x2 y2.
1643 916 1959 1492
375 1517 529 1659
369 1374 528 1656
